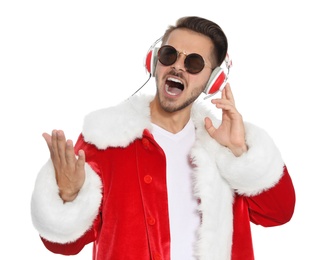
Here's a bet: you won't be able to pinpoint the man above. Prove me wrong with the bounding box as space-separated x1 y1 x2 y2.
31 16 295 260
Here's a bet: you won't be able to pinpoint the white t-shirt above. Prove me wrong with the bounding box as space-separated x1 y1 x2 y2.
152 120 199 259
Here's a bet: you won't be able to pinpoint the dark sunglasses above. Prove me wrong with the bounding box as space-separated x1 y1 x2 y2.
158 45 211 74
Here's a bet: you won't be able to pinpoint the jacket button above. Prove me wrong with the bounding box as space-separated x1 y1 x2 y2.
154 252 162 260
147 216 156 225
142 138 150 148
144 175 152 184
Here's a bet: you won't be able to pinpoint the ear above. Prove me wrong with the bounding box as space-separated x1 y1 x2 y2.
144 37 162 76
145 47 159 76
203 67 227 94
203 54 232 95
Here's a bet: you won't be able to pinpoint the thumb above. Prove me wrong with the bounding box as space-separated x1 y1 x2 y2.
42 132 52 151
204 117 216 137
77 149 86 167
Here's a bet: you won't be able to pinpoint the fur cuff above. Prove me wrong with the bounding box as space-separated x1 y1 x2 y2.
216 122 284 196
31 159 102 243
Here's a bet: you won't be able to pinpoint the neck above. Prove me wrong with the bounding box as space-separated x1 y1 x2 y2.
150 97 192 134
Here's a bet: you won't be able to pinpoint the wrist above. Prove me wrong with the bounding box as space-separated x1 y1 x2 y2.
59 189 79 203
230 144 248 157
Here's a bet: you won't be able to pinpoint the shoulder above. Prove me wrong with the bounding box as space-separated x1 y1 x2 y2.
82 95 154 149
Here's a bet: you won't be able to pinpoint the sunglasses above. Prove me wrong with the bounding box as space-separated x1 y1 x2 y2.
157 45 211 74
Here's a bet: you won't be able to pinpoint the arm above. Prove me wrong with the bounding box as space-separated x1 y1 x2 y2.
40 218 100 255
31 133 102 254
205 83 293 196
212 120 296 224
205 83 295 224
42 130 86 202
245 166 295 226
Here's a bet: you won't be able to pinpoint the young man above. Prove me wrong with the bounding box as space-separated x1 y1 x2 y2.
31 16 295 260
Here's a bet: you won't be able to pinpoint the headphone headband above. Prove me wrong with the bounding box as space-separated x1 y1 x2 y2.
144 38 232 96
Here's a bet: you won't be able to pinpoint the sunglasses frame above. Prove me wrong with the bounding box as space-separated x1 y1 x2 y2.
157 45 211 74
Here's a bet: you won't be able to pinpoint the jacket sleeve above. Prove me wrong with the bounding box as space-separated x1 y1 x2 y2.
30 134 102 254
245 166 295 226
40 218 100 255
215 122 289 196
215 122 295 225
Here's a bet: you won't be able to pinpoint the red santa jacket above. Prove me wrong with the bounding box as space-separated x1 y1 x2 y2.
31 95 295 260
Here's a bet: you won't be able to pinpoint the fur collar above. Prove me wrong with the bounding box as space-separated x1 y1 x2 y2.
82 94 217 149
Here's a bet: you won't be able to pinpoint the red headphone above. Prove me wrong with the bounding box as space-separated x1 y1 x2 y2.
144 38 232 96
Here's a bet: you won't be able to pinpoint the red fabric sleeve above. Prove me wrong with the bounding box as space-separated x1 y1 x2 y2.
246 166 296 226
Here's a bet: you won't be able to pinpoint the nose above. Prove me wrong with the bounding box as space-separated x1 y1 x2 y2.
172 52 186 72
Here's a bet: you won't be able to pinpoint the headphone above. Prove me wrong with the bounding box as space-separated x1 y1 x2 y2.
144 37 232 97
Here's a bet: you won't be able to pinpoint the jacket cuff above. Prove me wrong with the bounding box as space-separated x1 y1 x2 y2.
216 122 284 196
31 159 102 243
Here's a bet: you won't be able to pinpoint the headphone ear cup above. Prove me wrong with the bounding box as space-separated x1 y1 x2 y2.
145 47 159 76
203 67 227 94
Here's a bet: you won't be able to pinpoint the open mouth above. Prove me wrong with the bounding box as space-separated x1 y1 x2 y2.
165 77 184 96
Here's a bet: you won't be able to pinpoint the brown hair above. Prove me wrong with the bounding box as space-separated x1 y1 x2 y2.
161 16 228 68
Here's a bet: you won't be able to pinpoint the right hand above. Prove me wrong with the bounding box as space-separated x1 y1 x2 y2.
43 130 86 202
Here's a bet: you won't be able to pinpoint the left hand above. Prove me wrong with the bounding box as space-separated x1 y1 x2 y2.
204 83 247 157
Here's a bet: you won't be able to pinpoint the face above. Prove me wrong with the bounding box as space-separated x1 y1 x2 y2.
154 28 214 113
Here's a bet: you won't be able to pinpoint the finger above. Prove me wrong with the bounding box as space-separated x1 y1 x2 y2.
224 83 235 105
50 129 61 162
55 130 68 165
42 132 52 153
65 139 77 166
211 98 234 108
76 149 86 171
221 85 226 100
214 102 233 111
204 117 216 137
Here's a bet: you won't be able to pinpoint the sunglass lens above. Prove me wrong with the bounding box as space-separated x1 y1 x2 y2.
158 46 178 66
158 45 206 74
185 54 205 74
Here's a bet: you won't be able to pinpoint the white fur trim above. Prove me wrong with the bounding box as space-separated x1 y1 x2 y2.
190 102 285 259
190 103 233 259
82 94 153 149
215 122 284 196
191 144 234 260
31 159 102 243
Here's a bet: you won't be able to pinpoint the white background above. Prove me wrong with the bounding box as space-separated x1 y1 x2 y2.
1 0 332 259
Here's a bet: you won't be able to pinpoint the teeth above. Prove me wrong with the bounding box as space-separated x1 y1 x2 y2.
167 77 182 84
